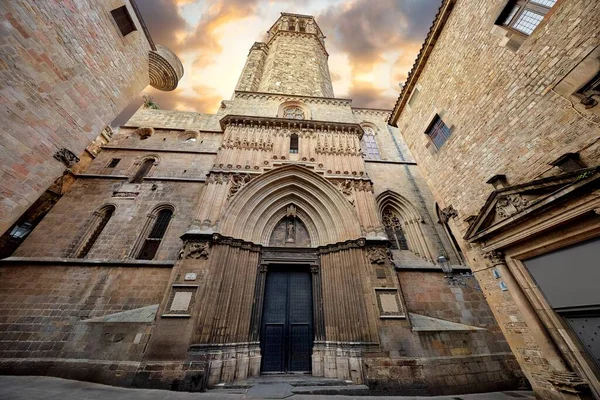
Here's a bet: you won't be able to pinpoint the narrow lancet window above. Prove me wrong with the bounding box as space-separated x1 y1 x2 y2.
290 133 299 154
75 205 115 258
131 158 155 183
137 208 173 260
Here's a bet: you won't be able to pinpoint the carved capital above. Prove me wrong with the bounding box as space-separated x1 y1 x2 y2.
440 205 458 223
548 370 590 395
258 264 268 273
310 265 319 274
483 250 505 266
183 240 211 260
366 246 388 265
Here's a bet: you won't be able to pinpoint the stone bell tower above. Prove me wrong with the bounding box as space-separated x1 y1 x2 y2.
235 13 334 98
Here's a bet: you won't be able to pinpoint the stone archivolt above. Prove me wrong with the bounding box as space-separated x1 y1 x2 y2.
218 165 363 246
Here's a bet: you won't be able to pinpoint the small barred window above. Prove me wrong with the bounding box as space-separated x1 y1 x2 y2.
425 115 452 149
497 0 556 36
110 6 136 37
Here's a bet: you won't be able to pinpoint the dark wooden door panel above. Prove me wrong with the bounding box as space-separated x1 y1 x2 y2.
261 269 313 373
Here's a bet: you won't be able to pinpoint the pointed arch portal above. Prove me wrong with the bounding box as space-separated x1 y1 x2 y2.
219 165 362 246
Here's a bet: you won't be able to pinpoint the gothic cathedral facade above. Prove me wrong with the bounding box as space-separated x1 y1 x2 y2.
0 13 524 395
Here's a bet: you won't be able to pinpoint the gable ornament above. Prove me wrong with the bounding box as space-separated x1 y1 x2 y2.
495 194 528 218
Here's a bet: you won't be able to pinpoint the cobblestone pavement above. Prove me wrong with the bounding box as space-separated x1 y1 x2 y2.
0 376 536 400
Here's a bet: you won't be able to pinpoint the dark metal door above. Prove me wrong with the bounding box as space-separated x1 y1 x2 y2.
261 269 313 373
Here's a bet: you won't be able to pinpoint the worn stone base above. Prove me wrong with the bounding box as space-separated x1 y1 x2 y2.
0 358 139 388
188 342 261 387
312 341 376 384
364 353 526 396
0 358 207 392
131 360 206 391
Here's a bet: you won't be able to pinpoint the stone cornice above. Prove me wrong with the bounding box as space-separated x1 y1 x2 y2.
181 232 391 256
101 146 218 155
233 91 351 106
352 108 392 118
0 257 175 267
220 114 364 135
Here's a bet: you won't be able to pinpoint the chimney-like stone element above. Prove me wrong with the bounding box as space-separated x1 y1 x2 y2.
486 174 508 190
549 152 585 173
253 13 334 98
235 42 268 92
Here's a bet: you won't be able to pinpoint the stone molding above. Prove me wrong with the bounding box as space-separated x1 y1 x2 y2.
483 250 506 266
234 90 351 106
220 115 363 135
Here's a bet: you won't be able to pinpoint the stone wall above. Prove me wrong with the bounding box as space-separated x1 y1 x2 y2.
394 0 600 222
0 264 171 386
0 1 156 235
391 0 600 397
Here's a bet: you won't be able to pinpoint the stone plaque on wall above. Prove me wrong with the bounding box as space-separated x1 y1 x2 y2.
162 285 197 317
374 288 405 318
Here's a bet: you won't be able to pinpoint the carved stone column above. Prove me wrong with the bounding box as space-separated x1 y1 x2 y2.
249 264 268 342
480 249 580 399
311 263 325 341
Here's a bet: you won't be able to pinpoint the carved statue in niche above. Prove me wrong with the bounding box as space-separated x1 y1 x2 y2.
286 218 296 243
185 241 210 259
269 211 311 247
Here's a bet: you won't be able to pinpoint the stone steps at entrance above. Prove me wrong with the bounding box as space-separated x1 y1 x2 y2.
209 375 370 397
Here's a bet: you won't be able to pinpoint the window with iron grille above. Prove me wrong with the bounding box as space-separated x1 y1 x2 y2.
110 6 136 37
290 133 299 154
425 115 452 149
107 158 121 168
497 0 556 36
361 127 381 160
137 209 173 260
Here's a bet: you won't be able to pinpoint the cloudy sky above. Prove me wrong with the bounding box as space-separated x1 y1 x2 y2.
118 0 441 122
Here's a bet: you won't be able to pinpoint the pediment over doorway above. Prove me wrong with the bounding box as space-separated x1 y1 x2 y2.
464 168 599 242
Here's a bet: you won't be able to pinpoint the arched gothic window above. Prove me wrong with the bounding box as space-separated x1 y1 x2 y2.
74 205 116 258
290 133 299 154
283 106 305 120
136 207 173 260
382 207 409 250
361 127 381 160
131 158 155 183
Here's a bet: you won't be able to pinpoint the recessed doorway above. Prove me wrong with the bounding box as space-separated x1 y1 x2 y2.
260 267 313 374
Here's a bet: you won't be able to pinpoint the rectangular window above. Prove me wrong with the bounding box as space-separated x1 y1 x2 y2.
111 6 136 37
497 0 556 36
107 158 121 168
425 115 452 150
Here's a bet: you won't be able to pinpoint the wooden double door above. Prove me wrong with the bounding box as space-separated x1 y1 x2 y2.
260 268 313 373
